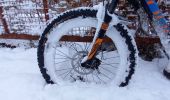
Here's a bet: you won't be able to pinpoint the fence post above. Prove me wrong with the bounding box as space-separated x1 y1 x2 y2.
0 6 10 34
43 0 49 22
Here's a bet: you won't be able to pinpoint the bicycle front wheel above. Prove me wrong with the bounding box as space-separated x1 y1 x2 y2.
37 8 137 87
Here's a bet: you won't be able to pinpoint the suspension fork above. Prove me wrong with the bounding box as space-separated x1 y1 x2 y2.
86 0 118 60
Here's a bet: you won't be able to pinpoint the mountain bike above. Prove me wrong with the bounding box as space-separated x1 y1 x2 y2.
37 0 170 87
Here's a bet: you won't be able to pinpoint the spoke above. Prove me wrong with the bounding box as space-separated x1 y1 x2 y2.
101 62 118 68
55 54 77 60
58 67 83 76
55 49 72 59
102 56 120 60
77 66 82 74
55 57 70 59
83 42 89 52
94 71 106 84
84 42 88 51
69 42 79 52
77 42 85 51
62 42 72 49
85 74 89 82
63 42 84 53
73 59 80 67
100 67 116 75
58 68 74 77
74 61 82 73
99 72 112 80
80 68 89 82
75 42 82 51
63 69 74 79
57 66 80 78
100 51 118 57
55 53 71 59
91 72 95 83
86 42 91 51
55 59 70 64
55 67 73 72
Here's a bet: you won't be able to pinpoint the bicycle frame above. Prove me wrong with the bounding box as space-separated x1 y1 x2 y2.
145 0 170 36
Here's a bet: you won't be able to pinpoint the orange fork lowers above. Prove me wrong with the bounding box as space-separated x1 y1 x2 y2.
87 22 109 60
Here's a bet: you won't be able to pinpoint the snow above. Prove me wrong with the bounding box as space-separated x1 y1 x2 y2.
0 27 2 33
0 48 170 100
0 2 170 100
0 39 38 48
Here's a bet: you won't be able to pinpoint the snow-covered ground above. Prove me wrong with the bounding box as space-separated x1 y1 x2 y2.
0 48 170 100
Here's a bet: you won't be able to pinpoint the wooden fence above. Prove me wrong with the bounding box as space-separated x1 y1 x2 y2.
0 0 169 40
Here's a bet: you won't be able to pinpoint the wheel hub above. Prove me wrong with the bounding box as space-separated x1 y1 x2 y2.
81 57 101 70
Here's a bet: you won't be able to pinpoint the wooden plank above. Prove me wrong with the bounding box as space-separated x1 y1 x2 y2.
0 34 161 45
42 0 49 21
0 33 39 40
0 33 112 42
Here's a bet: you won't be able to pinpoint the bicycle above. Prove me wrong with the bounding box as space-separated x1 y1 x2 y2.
37 0 170 87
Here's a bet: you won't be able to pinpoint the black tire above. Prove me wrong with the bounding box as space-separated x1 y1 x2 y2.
163 69 170 80
37 8 137 87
